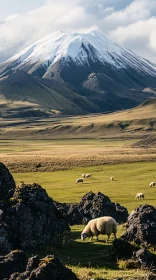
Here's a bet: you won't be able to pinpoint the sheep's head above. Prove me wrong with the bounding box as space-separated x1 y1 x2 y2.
81 232 87 241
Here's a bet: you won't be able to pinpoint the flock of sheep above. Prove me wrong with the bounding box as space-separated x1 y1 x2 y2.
77 174 155 242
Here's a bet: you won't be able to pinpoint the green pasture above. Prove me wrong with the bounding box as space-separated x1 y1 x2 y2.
13 161 156 212
13 161 156 279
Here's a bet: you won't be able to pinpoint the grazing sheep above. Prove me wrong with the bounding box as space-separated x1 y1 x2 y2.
84 173 92 179
135 193 144 199
81 216 117 242
76 178 83 184
149 182 155 187
110 177 114 181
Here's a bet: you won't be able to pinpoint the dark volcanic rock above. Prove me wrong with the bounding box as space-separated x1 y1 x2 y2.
112 238 136 260
122 204 156 246
0 250 78 280
55 191 128 225
133 248 156 269
0 183 69 254
0 162 16 200
0 250 28 279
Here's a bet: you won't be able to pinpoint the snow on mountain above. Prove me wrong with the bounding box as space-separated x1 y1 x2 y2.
1 30 156 77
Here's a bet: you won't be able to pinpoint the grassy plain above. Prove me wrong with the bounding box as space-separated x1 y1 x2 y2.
1 138 156 173
13 161 156 213
0 98 155 279
12 161 156 279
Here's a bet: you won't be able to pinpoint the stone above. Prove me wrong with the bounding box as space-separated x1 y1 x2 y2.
0 250 28 279
0 183 70 254
122 204 156 246
0 162 16 200
0 250 78 280
112 238 136 260
55 191 128 225
133 248 156 269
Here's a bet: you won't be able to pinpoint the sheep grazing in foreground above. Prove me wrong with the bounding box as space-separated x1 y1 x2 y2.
81 216 117 242
110 177 114 181
76 178 83 184
135 193 144 199
149 182 155 187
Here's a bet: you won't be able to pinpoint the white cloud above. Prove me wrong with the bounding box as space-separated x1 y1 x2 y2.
5 14 19 22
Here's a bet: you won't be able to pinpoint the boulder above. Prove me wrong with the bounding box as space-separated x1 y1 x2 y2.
0 183 70 254
112 238 136 260
0 162 16 200
0 250 28 279
133 248 156 269
122 204 156 246
0 250 78 280
55 191 128 225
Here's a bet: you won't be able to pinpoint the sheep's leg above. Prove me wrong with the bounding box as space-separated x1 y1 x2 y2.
106 234 110 242
96 235 99 241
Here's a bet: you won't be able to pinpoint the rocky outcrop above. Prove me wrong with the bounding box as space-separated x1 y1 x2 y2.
55 191 128 225
0 182 69 254
122 204 156 246
113 239 156 270
0 250 28 279
0 250 78 280
133 248 156 269
0 162 16 200
112 238 136 260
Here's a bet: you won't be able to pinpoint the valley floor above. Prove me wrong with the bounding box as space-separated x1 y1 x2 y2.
0 138 156 279
0 138 156 173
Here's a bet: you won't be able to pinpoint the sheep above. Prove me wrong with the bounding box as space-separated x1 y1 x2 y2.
84 173 92 179
149 182 155 187
76 178 83 184
135 193 144 199
110 177 114 181
81 216 117 242
82 173 92 179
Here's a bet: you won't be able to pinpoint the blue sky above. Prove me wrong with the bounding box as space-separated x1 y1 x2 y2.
0 0 44 20
0 0 156 63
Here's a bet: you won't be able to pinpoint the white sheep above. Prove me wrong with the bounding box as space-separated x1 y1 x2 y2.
76 178 83 184
84 173 92 179
149 182 155 187
110 177 114 181
135 193 144 199
81 216 117 242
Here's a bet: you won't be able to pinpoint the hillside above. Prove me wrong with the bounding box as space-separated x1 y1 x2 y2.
0 71 148 117
0 71 100 116
0 98 155 139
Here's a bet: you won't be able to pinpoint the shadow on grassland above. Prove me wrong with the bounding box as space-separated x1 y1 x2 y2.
60 230 118 269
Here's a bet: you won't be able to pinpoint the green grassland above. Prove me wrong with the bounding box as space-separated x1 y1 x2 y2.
13 162 156 212
13 162 156 279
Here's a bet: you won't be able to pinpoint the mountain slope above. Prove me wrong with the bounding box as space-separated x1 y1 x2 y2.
0 71 101 116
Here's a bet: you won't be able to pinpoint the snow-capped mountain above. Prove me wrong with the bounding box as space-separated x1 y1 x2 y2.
0 30 156 116
1 30 156 84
